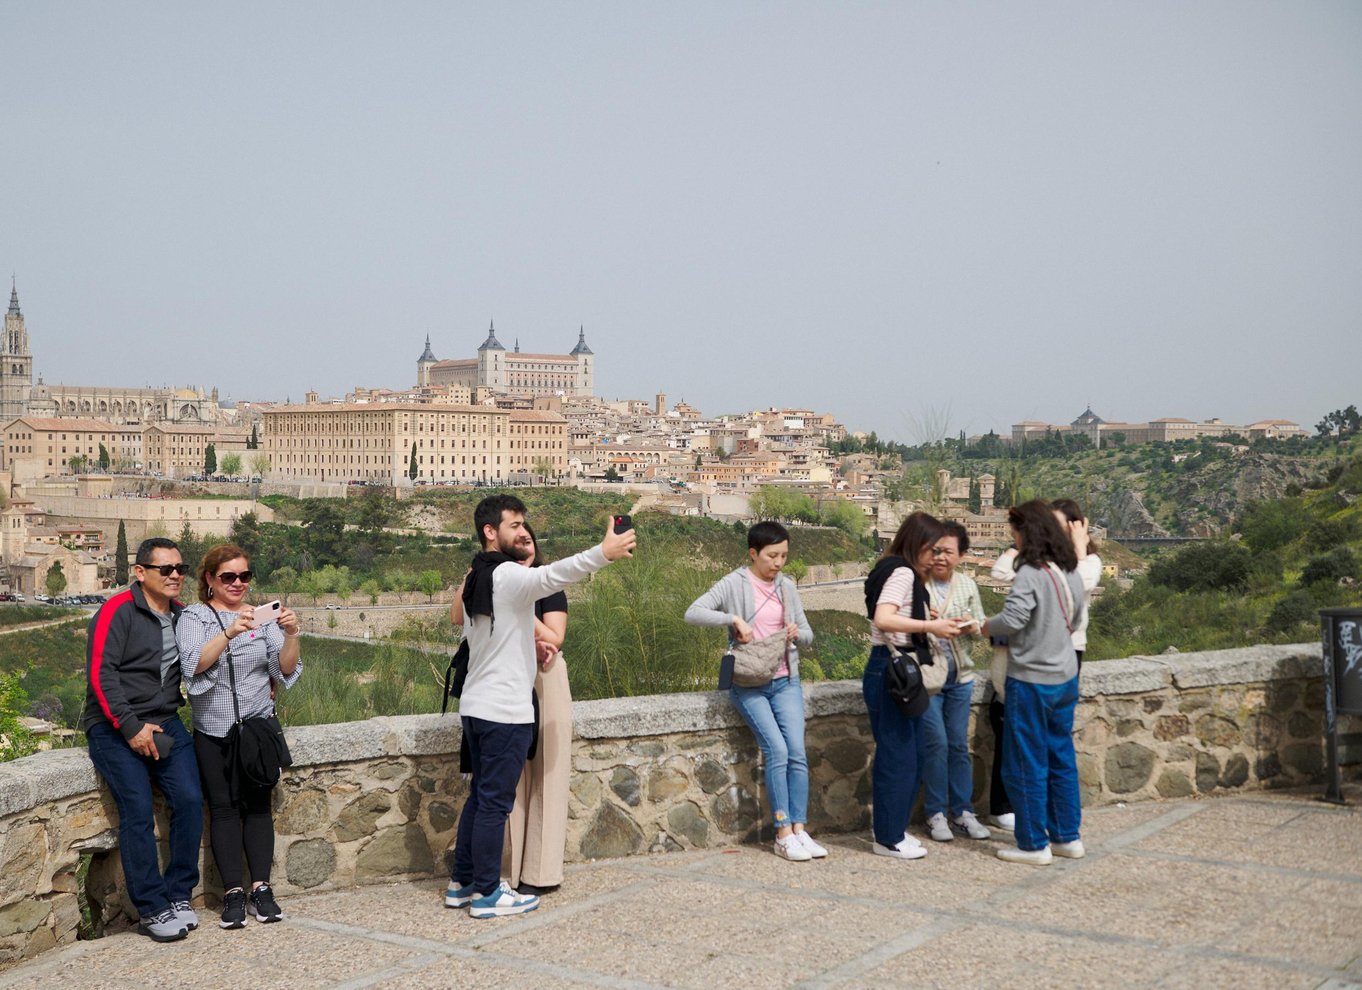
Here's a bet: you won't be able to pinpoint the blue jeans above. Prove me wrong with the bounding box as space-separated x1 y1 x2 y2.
919 661 975 818
730 675 808 827
863 647 922 847
86 718 203 919
453 717 533 896
1001 676 1082 852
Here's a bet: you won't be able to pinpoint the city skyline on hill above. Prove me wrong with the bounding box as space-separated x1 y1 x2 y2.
2 3 1358 441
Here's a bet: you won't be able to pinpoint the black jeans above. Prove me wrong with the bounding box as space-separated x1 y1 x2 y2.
195 730 275 889
987 698 1012 817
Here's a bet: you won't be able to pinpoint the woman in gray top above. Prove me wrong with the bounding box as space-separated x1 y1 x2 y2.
685 522 819 861
177 544 302 928
982 502 1086 867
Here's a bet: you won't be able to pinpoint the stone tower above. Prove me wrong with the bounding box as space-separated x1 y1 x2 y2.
477 320 506 390
417 334 437 387
570 326 593 397
0 280 34 422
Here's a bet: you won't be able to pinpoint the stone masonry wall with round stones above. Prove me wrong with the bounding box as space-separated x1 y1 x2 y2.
2 642 1357 968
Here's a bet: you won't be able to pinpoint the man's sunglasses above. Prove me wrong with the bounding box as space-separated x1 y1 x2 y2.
215 571 254 585
138 563 190 576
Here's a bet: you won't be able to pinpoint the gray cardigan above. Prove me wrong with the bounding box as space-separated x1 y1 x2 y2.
987 563 1087 686
684 568 814 679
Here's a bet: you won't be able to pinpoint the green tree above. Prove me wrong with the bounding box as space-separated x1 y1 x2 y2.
249 453 271 478
97 443 111 471
248 423 259 449
302 501 346 564
784 558 808 584
1149 541 1251 592
204 443 217 476
819 499 868 537
360 578 382 605
408 442 418 481
533 457 555 482
115 521 129 586
229 511 263 559
221 453 242 477
269 566 298 604
45 562 67 598
298 570 326 605
1299 547 1358 587
68 454 88 474
0 673 39 762
416 569 443 603
603 465 621 482
968 476 982 514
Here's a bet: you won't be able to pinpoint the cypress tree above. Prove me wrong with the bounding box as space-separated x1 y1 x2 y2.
115 521 129 585
408 442 418 481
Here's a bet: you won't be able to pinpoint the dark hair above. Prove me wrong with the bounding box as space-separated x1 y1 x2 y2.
748 520 791 552
1051 498 1098 556
886 511 946 576
135 537 179 565
1009 500 1078 571
522 521 548 568
197 543 249 603
473 494 527 548
940 520 970 555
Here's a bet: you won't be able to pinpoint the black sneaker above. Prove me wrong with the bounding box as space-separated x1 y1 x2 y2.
249 883 283 923
220 888 247 929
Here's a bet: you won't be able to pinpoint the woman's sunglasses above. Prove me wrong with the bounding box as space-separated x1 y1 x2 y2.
215 571 254 585
140 563 191 576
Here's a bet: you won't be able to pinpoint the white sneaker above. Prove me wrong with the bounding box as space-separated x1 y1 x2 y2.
794 831 828 858
926 812 954 842
774 834 813 861
986 812 1016 831
951 811 991 840
468 881 540 918
1051 839 1085 859
873 837 927 860
996 845 1052 866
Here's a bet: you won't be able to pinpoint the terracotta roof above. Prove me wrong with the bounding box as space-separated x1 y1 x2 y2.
3 417 137 432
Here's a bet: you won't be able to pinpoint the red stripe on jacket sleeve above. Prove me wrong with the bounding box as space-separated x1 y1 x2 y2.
89 590 134 728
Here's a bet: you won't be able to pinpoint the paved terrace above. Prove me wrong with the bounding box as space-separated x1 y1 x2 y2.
3 786 1359 990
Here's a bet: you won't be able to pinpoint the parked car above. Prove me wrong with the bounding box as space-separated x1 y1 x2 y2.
324 604 342 610
0 592 18 602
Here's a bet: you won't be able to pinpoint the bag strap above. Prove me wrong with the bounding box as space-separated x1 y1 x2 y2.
1043 564 1075 635
210 608 245 726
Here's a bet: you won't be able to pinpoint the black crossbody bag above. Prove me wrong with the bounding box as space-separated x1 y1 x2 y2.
212 610 293 800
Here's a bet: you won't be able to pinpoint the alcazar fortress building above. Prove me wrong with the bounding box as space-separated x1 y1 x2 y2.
416 322 595 398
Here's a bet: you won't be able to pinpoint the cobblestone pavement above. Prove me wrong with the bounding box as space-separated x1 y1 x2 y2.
3 787 1360 990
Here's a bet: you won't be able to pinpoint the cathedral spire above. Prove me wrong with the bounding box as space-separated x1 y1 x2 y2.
570 325 593 355
8 277 19 317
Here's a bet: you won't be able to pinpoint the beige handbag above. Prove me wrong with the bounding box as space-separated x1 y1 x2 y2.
730 584 790 688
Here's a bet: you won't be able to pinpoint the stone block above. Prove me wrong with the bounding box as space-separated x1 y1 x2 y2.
627 740 665 758
1282 741 1323 777
609 767 641 807
335 792 391 843
0 823 46 903
1116 719 1142 738
1081 659 1170 696
1195 715 1241 748
1245 713 1282 750
355 825 434 881
1105 743 1155 794
1154 715 1190 743
370 761 408 782
0 750 98 818
580 802 644 859
427 800 457 835
1076 752 1101 805
0 900 49 937
711 785 759 834
647 767 689 804
822 736 869 775
1178 689 1213 713
1220 753 1250 788
1164 644 1315 689
1288 711 1318 740
1269 680 1301 713
1195 751 1220 793
666 801 710 848
570 772 602 809
694 759 729 795
1079 718 1112 748
275 789 329 835
1142 697 1164 714
52 893 80 943
1156 769 1193 798
1254 753 1282 781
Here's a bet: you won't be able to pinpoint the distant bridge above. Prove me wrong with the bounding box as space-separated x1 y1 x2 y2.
1113 536 1210 547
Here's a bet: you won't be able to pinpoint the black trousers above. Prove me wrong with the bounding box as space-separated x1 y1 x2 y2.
194 731 275 889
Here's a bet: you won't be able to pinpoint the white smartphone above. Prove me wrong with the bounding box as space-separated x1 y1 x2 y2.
252 600 282 627
956 617 980 631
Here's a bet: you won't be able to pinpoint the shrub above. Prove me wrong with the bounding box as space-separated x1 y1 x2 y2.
1265 591 1318 634
1148 541 1252 592
1299 547 1358 587
1237 498 1308 554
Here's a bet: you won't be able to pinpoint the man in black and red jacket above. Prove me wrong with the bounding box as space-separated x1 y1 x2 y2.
82 537 202 942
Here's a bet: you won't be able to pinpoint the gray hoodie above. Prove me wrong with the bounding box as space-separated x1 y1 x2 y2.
987 563 1086 686
684 568 814 679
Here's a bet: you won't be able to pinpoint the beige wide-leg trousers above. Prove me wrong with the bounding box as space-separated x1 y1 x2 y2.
503 657 572 887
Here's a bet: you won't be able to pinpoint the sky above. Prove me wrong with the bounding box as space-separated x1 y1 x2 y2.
3 1 1360 442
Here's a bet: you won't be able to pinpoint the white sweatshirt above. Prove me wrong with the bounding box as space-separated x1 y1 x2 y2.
991 548 1102 650
459 545 609 724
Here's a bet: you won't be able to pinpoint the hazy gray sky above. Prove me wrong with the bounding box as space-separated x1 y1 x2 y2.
3 1 1359 441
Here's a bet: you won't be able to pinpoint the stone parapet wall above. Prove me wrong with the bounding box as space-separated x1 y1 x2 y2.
2 643 1357 968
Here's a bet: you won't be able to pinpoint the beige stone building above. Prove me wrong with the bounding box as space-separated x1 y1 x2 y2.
0 417 143 484
262 400 567 484
142 424 250 479
417 324 595 398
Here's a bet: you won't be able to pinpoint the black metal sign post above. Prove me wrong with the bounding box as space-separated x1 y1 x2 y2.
1320 608 1362 805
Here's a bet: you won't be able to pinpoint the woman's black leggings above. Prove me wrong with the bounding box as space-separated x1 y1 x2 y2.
194 731 275 889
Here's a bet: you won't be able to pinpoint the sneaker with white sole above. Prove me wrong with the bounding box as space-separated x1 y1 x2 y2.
873 837 928 860
249 883 283 923
219 889 247 930
469 881 539 918
794 831 828 858
997 845 1053 865
445 880 478 907
172 900 198 931
987 812 1015 831
926 812 954 842
951 811 991 840
774 833 813 861
1051 839 1085 859
138 906 188 942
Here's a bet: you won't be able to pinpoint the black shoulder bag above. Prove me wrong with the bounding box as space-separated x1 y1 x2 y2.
212 610 293 801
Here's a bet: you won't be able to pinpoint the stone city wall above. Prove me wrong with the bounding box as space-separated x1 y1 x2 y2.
2 642 1358 968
